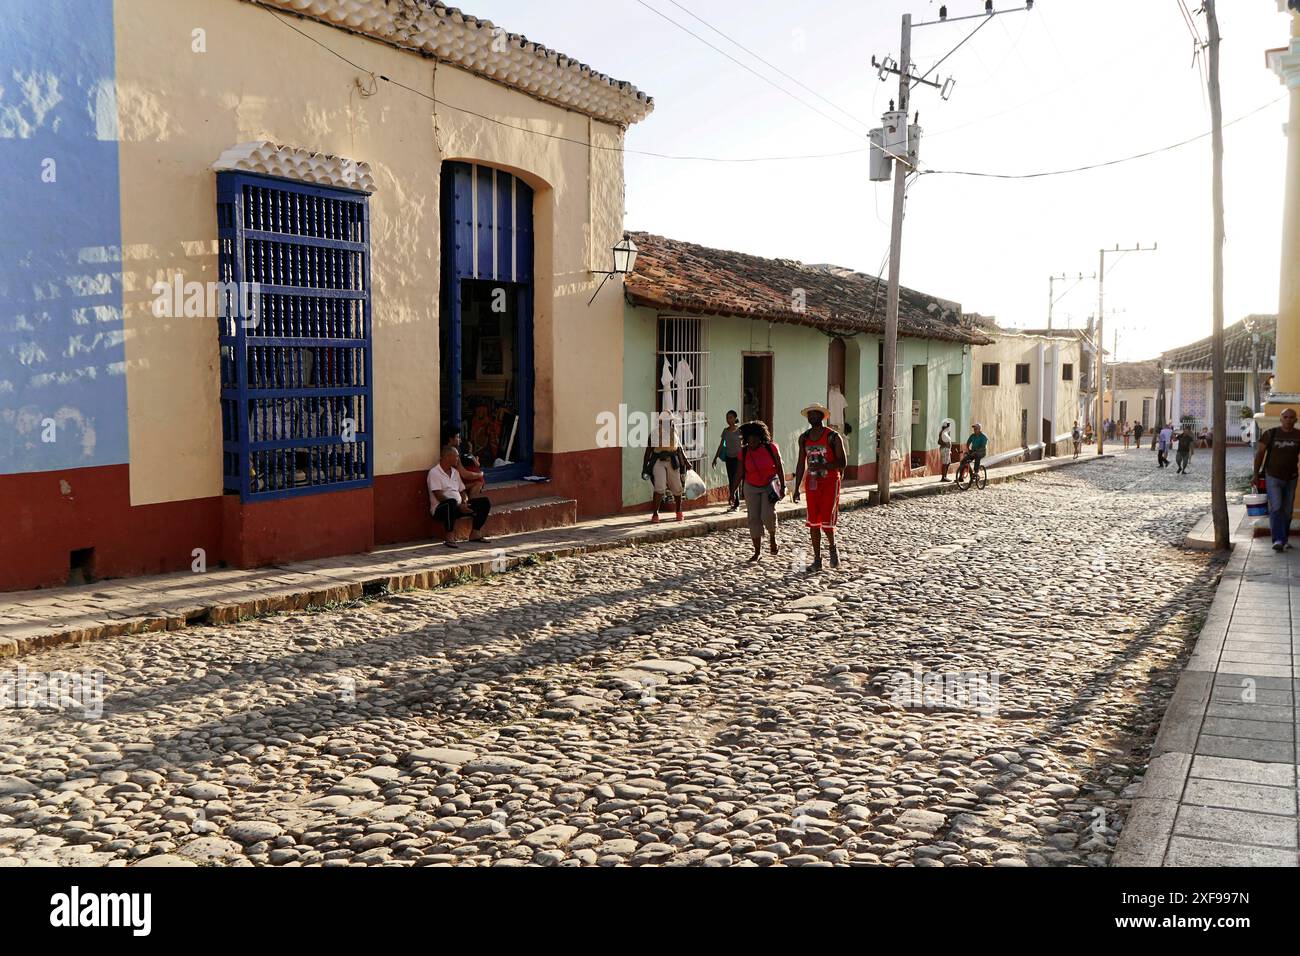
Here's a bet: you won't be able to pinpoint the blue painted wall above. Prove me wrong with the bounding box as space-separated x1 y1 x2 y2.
0 0 125 475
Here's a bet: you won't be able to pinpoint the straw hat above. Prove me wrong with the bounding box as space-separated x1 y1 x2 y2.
801 402 830 417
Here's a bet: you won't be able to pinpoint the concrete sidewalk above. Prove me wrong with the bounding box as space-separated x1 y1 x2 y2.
0 450 1109 661
1113 531 1300 867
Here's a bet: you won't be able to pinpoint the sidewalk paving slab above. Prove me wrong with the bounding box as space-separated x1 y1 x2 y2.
1113 531 1300 868
0 450 1109 662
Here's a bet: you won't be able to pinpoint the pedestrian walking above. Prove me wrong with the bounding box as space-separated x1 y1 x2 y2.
733 420 786 563
1174 424 1195 474
1071 420 1083 459
712 409 742 512
1253 408 1300 553
938 419 955 481
1134 421 1145 446
793 402 846 571
641 412 687 524
1157 422 1173 468
1121 421 1131 451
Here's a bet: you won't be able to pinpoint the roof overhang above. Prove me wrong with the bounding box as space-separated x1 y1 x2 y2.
248 0 655 127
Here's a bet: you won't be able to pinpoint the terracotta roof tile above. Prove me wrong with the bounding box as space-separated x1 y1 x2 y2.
1160 315 1277 372
1108 359 1167 390
623 233 992 345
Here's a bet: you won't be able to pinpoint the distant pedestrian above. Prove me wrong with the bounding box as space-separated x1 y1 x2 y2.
1122 421 1131 451
712 409 742 512
1134 421 1144 446
1254 408 1300 553
793 402 846 571
1071 421 1082 459
734 420 785 563
1175 425 1195 474
938 420 955 481
1157 422 1173 468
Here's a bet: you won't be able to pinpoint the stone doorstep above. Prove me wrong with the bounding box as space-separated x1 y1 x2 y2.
0 452 1102 662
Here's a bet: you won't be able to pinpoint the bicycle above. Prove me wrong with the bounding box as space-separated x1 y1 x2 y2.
953 455 988 490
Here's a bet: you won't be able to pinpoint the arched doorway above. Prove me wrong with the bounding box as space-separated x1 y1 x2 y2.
828 336 847 430
440 161 534 479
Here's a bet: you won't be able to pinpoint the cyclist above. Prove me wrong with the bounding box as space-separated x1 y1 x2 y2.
959 423 989 482
1071 420 1082 459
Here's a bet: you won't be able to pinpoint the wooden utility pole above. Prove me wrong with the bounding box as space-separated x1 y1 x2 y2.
876 14 910 506
871 5 1031 500
1207 0 1229 550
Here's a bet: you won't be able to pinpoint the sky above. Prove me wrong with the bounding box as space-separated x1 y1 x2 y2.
480 0 1294 363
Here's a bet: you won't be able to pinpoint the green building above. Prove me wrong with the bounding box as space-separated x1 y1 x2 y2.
620 233 991 509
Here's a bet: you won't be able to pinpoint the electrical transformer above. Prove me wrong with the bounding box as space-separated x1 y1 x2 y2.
881 109 908 159
869 128 892 182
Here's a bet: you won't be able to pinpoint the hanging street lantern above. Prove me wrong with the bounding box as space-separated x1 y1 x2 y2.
588 234 639 306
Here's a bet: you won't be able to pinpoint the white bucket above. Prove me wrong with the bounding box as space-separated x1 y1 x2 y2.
1244 493 1268 518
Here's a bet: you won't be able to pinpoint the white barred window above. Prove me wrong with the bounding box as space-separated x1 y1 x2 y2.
657 316 709 473
1224 372 1246 403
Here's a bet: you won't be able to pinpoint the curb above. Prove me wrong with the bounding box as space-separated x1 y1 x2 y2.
0 452 1110 661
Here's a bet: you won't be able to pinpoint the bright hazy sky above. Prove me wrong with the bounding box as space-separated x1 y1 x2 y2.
482 0 1293 363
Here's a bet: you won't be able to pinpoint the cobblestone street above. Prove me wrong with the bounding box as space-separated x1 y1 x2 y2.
0 448 1254 867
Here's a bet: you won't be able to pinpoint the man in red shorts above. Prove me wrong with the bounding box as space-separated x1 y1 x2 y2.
793 402 847 571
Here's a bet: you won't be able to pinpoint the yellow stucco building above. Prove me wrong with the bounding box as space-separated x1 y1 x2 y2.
0 0 652 589
970 326 1083 465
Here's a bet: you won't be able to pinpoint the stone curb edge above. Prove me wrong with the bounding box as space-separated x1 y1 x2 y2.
1 453 1110 662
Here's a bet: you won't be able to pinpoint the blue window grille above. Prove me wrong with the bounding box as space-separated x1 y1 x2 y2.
217 173 373 501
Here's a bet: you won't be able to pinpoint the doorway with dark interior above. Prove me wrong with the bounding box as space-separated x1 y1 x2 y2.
440 161 535 481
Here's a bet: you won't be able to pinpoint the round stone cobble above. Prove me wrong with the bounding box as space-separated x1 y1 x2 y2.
0 448 1242 866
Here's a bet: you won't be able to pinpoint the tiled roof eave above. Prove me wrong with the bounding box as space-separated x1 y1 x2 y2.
249 0 654 127
625 288 990 345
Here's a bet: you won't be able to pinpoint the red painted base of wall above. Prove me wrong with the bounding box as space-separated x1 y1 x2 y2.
1 446 623 592
221 487 374 569
0 464 222 592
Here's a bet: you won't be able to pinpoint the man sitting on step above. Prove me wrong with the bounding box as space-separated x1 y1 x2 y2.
428 445 492 548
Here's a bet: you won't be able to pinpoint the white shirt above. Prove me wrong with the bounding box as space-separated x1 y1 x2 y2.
653 413 681 452
427 463 466 507
827 386 848 432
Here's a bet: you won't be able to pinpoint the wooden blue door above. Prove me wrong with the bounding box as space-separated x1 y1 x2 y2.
441 162 534 479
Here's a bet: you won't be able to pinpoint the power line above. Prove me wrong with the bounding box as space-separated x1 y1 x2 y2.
661 0 869 131
922 95 1285 180
263 4 1284 179
262 5 866 164
915 14 994 88
630 0 866 141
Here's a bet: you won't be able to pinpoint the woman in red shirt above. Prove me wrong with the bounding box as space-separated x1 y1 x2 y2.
732 420 786 563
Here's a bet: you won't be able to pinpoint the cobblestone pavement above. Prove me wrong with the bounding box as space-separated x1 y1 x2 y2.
0 448 1253 867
